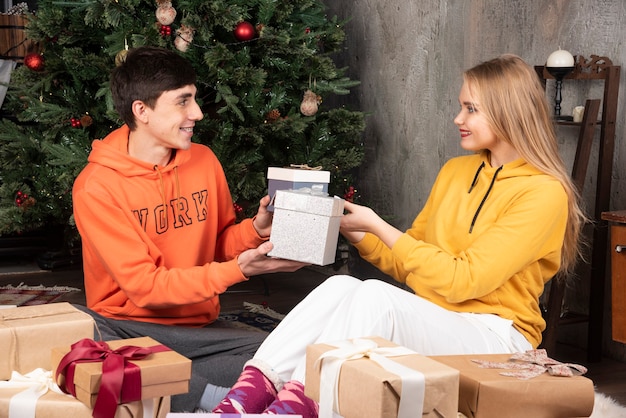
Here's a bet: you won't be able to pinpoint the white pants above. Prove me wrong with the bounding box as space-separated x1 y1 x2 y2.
254 275 532 383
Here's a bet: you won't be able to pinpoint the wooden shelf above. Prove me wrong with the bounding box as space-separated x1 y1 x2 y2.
535 55 621 361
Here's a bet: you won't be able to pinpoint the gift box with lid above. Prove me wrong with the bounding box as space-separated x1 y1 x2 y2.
431 352 595 418
51 336 191 417
305 336 460 418
0 368 170 418
267 166 330 211
267 188 344 266
0 302 95 380
166 414 300 417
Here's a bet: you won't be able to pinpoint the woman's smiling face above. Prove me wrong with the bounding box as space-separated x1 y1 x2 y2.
453 81 497 153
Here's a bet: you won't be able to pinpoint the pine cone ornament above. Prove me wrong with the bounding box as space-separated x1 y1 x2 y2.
155 0 177 26
175 25 194 52
300 89 320 116
266 109 281 122
80 114 93 127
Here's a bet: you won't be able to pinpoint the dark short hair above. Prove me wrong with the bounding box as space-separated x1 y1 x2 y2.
110 46 197 130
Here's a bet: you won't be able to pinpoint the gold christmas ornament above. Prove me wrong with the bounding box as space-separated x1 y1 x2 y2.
175 25 194 52
115 49 128 66
155 0 177 25
300 89 320 116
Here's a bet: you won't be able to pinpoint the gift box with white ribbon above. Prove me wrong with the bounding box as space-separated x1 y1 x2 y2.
267 166 330 211
305 336 459 418
0 368 170 418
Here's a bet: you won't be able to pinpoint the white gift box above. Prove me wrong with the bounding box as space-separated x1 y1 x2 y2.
268 189 344 266
167 415 301 417
267 167 330 211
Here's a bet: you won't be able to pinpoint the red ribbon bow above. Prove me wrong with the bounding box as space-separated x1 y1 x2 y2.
55 338 169 418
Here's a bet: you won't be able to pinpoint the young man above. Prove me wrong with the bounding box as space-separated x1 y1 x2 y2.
72 46 306 412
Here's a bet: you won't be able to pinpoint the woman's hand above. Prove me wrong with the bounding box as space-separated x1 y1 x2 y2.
341 201 403 248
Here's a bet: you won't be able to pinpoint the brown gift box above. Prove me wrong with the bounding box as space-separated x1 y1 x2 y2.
305 336 460 418
431 354 595 418
0 384 170 418
0 302 95 380
51 336 191 408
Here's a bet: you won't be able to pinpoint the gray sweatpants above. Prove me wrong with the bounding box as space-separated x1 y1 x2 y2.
72 304 267 412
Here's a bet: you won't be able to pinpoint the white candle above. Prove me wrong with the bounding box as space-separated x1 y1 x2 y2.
546 49 575 67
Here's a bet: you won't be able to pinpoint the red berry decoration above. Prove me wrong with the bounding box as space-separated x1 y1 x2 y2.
24 52 45 72
159 24 172 38
233 202 243 214
233 21 255 41
70 117 82 128
15 191 27 206
344 185 356 203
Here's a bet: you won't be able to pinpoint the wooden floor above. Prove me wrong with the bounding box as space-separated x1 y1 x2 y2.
2 257 626 407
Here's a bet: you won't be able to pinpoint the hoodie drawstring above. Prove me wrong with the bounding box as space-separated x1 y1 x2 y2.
153 165 182 227
468 161 485 193
468 163 503 234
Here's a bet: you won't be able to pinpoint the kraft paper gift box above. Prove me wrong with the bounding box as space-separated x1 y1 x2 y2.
431 353 595 418
267 166 330 211
51 336 191 413
267 189 344 266
305 336 460 418
0 302 95 380
0 368 170 418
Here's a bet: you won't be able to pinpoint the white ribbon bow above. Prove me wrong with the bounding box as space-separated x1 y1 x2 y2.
0 368 65 418
0 369 158 418
314 338 425 418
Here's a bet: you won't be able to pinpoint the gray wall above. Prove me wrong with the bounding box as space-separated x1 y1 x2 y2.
327 0 626 360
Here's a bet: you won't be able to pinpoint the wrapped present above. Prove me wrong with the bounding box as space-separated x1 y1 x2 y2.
51 337 191 418
166 414 300 417
305 336 459 418
0 302 95 380
267 188 344 265
267 166 330 211
0 368 170 418
431 352 595 418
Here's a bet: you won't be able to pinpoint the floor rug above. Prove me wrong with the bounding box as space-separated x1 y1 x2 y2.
218 302 285 333
591 392 626 417
0 282 81 307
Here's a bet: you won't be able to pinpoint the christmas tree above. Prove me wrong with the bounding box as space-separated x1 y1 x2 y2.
0 0 365 250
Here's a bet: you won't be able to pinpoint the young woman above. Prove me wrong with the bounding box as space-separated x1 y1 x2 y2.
208 54 586 417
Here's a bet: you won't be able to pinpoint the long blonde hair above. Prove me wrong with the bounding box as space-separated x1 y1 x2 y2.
463 54 585 275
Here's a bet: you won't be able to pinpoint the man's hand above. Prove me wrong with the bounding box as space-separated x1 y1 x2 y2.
237 241 309 277
252 195 273 238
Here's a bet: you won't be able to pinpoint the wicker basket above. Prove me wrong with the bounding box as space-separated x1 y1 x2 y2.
0 14 36 61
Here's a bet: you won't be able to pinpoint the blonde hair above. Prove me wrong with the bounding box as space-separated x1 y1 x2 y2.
463 54 585 275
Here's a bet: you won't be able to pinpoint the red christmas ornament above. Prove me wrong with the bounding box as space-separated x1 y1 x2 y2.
24 52 45 72
70 117 82 128
233 21 255 41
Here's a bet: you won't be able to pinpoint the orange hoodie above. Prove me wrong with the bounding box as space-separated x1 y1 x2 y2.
72 125 266 326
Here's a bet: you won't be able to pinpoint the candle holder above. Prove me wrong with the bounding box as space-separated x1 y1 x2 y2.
546 66 575 121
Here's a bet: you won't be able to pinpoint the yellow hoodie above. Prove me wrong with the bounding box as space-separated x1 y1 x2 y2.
72 125 266 326
354 151 567 348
